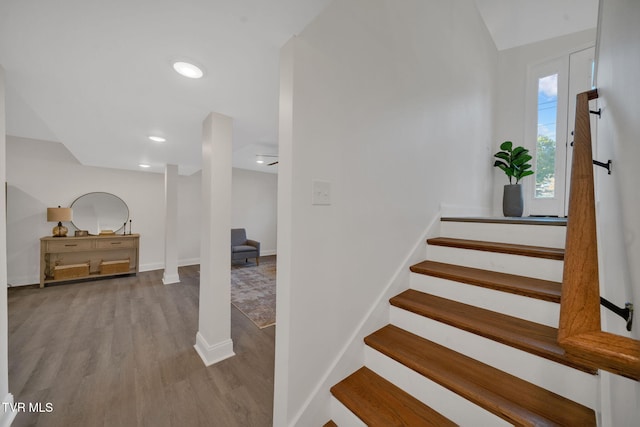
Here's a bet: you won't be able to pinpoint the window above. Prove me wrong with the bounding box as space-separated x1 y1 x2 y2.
535 74 558 198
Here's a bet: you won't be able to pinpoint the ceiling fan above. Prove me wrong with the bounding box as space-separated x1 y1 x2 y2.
256 154 279 166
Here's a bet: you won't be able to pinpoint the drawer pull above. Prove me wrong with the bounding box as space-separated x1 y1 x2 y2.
111 242 122 245
64 244 78 247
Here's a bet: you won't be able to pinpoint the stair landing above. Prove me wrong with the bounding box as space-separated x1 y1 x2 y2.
441 216 567 226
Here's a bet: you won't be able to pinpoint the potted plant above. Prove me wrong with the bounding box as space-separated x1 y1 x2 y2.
493 141 534 217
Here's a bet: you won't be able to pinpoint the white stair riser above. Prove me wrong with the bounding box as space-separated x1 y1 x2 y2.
409 273 560 327
440 221 566 248
426 245 564 282
389 307 599 409
364 347 510 427
330 397 367 427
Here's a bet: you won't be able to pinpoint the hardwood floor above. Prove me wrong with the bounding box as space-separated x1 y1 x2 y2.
7 265 275 427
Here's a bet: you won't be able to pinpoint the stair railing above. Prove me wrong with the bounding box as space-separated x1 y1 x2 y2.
558 88 640 380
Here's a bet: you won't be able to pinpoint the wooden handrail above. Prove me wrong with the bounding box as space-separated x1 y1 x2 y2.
558 89 640 380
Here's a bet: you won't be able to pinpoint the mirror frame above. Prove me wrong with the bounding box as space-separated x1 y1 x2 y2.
70 192 129 235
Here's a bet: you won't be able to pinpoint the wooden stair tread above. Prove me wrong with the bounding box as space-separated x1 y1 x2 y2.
390 290 596 373
330 366 456 427
410 260 562 302
365 325 596 426
322 421 337 427
427 237 565 260
441 216 567 226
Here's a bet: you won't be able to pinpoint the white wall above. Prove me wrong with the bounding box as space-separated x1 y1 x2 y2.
1 65 17 427
491 29 597 214
274 0 497 424
596 0 640 334
6 136 170 283
232 168 277 256
594 0 640 425
177 170 201 265
5 136 278 286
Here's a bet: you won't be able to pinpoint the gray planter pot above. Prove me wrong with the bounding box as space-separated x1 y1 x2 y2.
503 184 523 217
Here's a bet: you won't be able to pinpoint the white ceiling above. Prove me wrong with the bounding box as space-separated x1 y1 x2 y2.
0 0 330 175
475 0 599 50
0 1 598 176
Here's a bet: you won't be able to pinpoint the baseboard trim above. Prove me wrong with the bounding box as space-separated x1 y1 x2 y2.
138 257 200 271
0 393 17 427
7 255 274 286
139 262 164 272
162 272 180 285
193 332 235 366
6 276 38 287
179 258 200 267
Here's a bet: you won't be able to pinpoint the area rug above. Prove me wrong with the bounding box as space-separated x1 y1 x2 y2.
230 256 276 328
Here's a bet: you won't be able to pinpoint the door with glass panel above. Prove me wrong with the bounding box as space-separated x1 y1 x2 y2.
526 47 595 217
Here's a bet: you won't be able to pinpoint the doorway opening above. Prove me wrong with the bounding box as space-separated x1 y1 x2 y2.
526 46 596 217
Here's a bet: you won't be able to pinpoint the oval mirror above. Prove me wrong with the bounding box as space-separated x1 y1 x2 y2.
70 192 129 235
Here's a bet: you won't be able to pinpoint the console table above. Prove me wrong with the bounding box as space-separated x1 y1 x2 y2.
40 234 140 288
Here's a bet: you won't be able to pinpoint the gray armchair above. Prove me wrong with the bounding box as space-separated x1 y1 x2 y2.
231 228 260 266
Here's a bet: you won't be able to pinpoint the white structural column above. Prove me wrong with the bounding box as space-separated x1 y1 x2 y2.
273 37 294 427
0 65 17 427
162 163 180 284
194 112 235 366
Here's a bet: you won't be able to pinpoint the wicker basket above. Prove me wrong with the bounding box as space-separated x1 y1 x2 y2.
53 262 90 280
100 259 130 275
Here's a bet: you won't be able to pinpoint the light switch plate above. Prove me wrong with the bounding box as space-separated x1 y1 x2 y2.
312 180 331 205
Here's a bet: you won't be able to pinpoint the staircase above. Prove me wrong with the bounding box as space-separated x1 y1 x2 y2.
327 217 600 426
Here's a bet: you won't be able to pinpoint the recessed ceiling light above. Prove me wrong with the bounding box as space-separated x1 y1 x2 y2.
148 136 166 143
139 164 151 168
172 61 204 79
256 160 265 164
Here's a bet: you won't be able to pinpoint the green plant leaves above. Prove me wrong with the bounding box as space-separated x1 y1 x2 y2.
493 141 535 184
512 153 532 166
494 152 510 162
500 141 513 151
512 146 526 158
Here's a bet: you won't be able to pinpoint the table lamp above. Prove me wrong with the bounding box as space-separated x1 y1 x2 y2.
47 206 73 237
